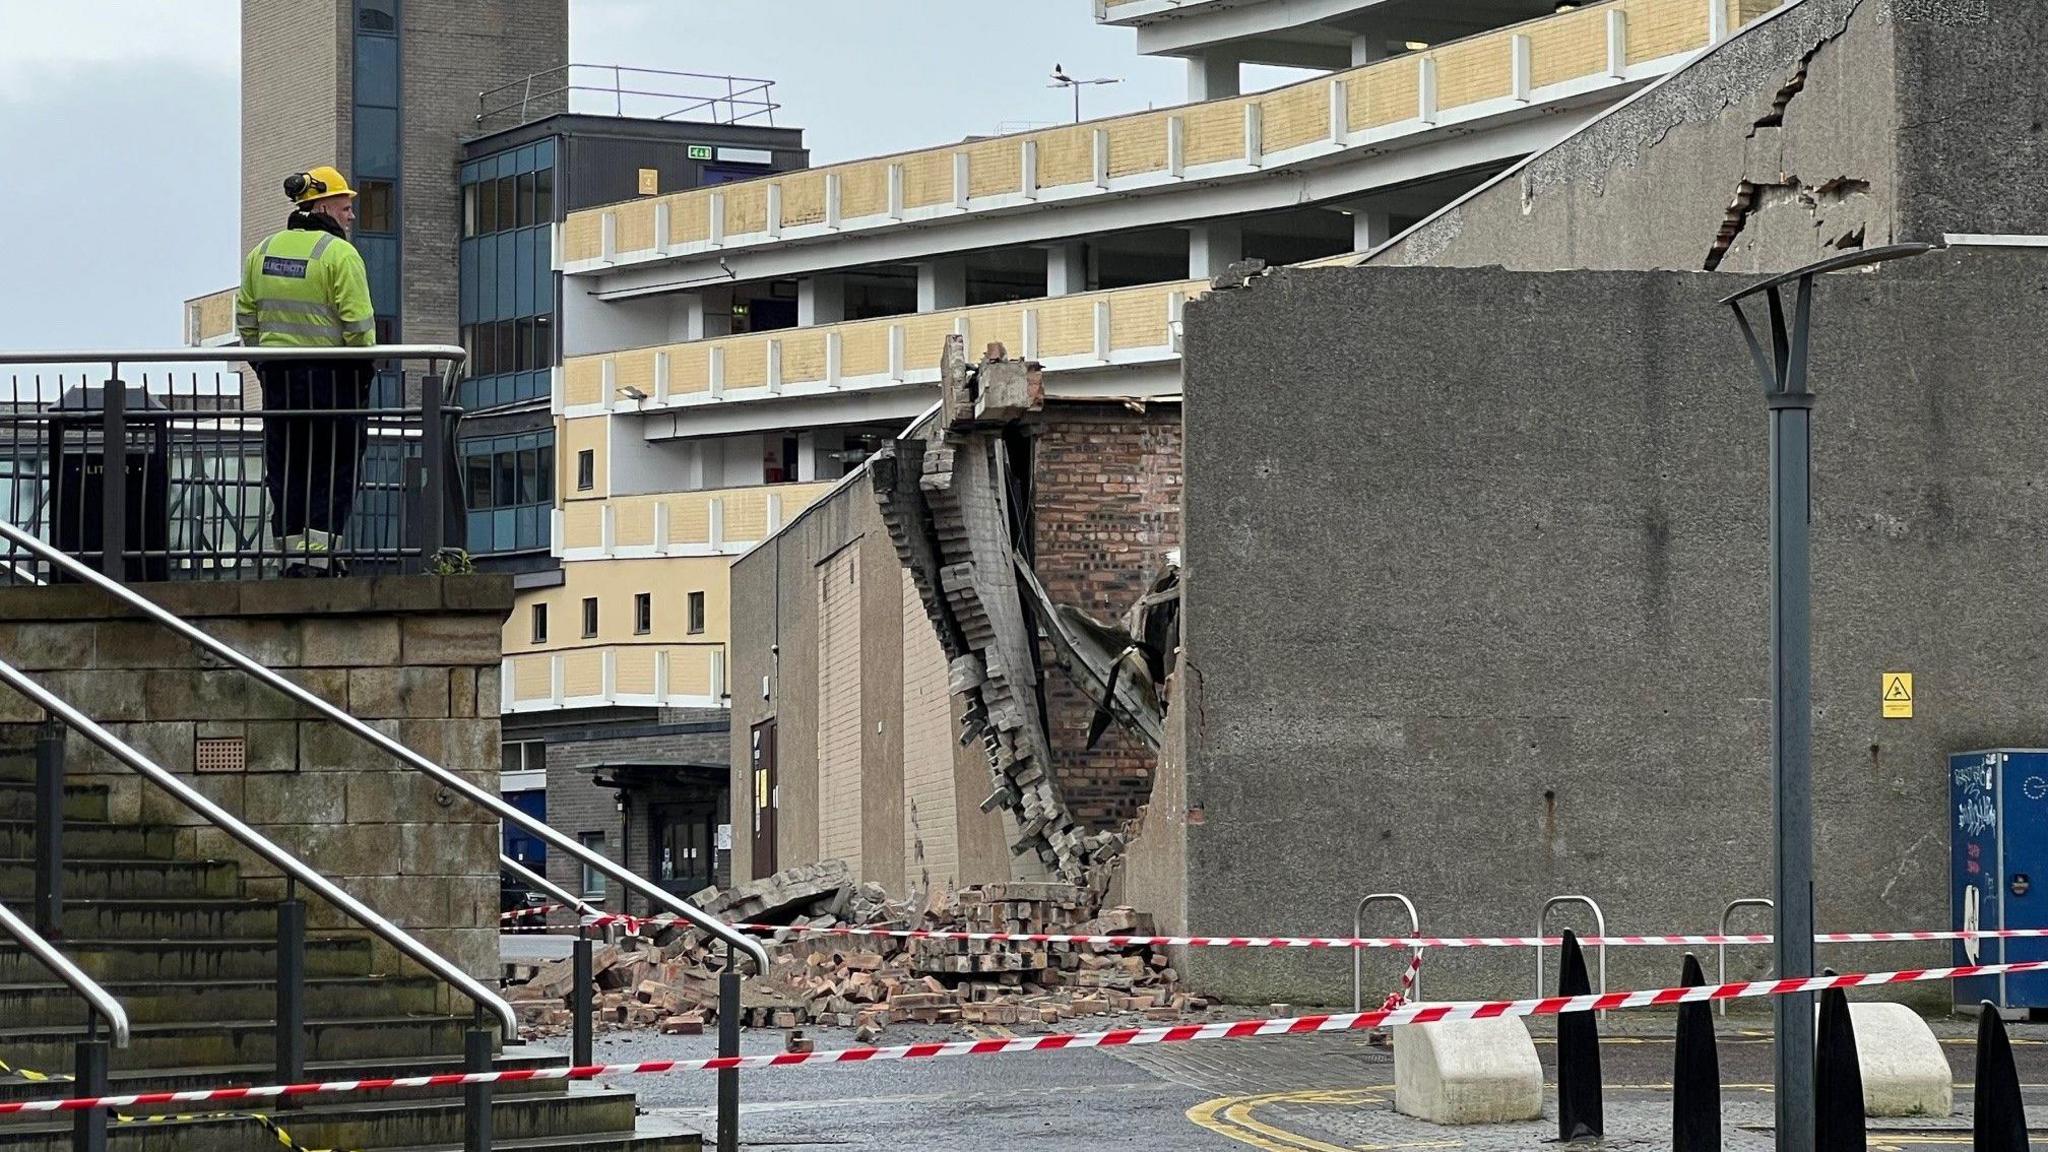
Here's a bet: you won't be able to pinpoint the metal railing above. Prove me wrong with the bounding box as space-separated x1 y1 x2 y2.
501 852 603 921
476 64 779 130
0 347 466 583
0 518 774 977
1536 894 1608 999
0 898 127 1151
1352 892 1422 1012
1718 897 1775 1016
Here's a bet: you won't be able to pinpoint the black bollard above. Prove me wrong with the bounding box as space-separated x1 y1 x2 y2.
1815 985 1866 1152
1973 1004 2029 1152
1556 929 1604 1143
1673 953 1721 1152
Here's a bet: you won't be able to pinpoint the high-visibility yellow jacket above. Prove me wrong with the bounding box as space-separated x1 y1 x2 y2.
235 228 375 348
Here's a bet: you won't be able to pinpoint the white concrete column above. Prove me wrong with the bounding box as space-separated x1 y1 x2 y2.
684 287 734 340
917 257 968 312
1353 209 1396 252
1187 221 1244 280
796 431 819 482
1185 50 1240 101
798 276 846 326
1351 29 1394 66
1046 241 1090 297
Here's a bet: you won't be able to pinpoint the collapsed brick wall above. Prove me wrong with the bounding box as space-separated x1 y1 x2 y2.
1030 405 1183 829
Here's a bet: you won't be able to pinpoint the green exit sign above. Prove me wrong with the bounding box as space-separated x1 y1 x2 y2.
687 145 713 160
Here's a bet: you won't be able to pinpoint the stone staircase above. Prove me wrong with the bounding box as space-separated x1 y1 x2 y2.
0 751 700 1151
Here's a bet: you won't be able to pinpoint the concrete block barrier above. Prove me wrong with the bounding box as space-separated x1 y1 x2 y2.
1838 1002 1953 1118
1392 1017 1544 1124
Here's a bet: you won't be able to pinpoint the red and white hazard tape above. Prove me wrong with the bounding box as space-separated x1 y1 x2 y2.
7 958 2044 1116
1380 948 1425 1011
717 923 2048 951
499 904 567 923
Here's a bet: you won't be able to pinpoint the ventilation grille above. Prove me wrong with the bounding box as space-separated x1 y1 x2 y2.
196 736 246 774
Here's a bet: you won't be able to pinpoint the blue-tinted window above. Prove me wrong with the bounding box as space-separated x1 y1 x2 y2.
354 35 399 107
354 107 400 177
358 0 397 32
357 236 400 311
458 429 554 553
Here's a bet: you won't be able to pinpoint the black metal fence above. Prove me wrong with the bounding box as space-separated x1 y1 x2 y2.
0 346 467 583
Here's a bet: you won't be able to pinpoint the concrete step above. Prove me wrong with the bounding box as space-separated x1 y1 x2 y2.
0 859 238 901
0 1045 573 1106
0 821 178 861
0 974 440 1027
0 1014 469 1074
0 936 372 982
0 1084 666 1150
46 897 279 940
0 784 108 823
0 755 33 786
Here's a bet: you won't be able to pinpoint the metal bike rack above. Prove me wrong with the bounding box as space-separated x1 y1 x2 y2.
1353 893 1422 1012
1536 895 1608 999
1717 897 1775 1016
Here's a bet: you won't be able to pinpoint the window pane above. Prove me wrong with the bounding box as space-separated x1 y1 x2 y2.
517 447 540 503
478 177 498 233
688 590 705 634
465 451 492 507
534 168 554 222
634 593 651 634
579 833 606 897
577 450 594 491
495 321 516 376
517 173 535 228
532 604 547 643
515 318 534 372
536 443 554 501
582 597 598 637
359 180 395 233
354 34 399 107
354 107 400 177
534 315 555 368
486 448 509 507
463 184 478 237
497 177 517 232
358 0 397 32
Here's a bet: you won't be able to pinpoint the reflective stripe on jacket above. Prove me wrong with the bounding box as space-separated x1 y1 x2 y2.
235 229 375 348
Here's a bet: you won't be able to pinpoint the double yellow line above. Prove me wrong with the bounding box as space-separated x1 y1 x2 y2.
1188 1087 1463 1152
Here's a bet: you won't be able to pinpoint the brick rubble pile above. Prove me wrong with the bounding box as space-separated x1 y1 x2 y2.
506 860 1202 1039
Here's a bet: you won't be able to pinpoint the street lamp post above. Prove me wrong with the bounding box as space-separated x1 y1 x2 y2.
1718 242 1936 1152
1049 64 1122 123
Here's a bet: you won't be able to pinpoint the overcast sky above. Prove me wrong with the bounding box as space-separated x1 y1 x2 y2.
0 2 1310 352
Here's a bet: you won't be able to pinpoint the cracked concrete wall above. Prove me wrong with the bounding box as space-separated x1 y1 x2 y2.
1374 0 1901 273
1180 252 2048 1008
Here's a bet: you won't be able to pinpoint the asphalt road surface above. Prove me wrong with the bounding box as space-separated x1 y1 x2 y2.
578 1014 2048 1151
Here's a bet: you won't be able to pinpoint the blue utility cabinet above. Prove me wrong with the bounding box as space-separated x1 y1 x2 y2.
1950 749 2048 1013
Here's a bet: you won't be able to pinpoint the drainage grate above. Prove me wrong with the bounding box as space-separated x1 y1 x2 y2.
195 736 246 773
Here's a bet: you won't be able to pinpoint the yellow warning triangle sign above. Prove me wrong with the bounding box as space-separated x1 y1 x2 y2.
1885 676 1912 701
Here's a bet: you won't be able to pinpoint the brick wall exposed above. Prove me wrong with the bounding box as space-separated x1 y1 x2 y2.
1031 405 1183 829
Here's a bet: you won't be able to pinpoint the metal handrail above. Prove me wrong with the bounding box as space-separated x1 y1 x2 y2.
1352 892 1421 1012
3 345 467 366
1718 897 1774 1016
0 659 518 1036
501 853 604 921
1535 894 1608 998
0 900 129 1047
0 520 774 974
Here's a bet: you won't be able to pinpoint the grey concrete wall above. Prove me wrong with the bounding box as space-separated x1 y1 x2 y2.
242 0 349 258
401 0 566 343
1179 252 2048 1008
0 577 511 985
1374 0 1992 274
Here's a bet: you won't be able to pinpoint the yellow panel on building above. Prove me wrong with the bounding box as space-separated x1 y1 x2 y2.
1625 0 1708 64
1181 100 1248 166
1035 296 1096 358
668 194 711 245
781 329 829 385
670 492 711 544
614 349 656 398
1107 113 1170 179
615 647 657 695
899 151 954 210
562 502 603 551
964 137 1022 199
972 305 1025 358
899 314 956 373
511 653 551 702
724 184 769 235
1527 4 1609 89
839 320 893 378
1109 287 1171 350
1353 60 1421 129
563 213 603 262
614 496 655 549
780 171 828 227
614 201 657 253
669 645 715 697
563 358 604 408
724 338 769 389
723 491 768 542
564 650 603 698
667 344 711 397
1033 124 1096 189
1258 83 1331 153
1431 35 1515 111
839 163 889 218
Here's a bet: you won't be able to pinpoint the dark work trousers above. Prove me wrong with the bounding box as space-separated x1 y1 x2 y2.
256 360 372 543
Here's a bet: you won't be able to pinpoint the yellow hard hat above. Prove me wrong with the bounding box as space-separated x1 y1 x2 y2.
284 165 357 205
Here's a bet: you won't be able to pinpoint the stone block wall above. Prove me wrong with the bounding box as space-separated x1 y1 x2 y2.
1031 405 1183 829
0 577 512 986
